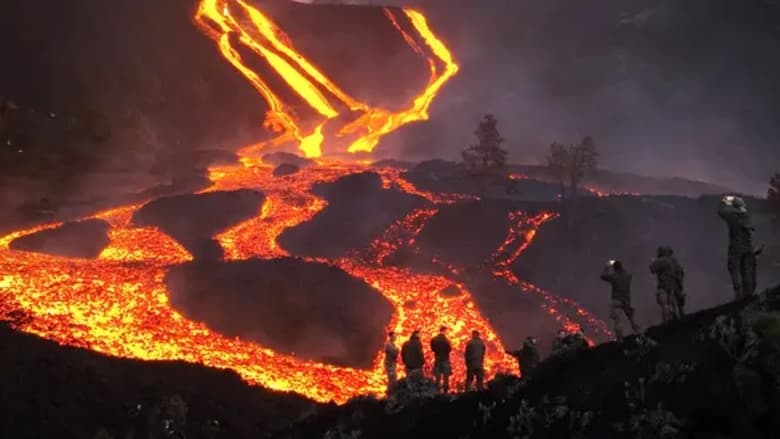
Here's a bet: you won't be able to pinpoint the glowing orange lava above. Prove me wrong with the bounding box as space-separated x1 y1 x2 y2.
0 0 610 405
194 0 459 158
491 211 612 340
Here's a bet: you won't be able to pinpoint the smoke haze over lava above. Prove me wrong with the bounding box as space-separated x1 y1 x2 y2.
296 0 780 194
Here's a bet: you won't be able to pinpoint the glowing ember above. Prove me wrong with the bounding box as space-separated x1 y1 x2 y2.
194 0 459 158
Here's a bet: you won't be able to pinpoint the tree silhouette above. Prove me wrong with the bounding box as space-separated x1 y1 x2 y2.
546 136 599 202
546 136 599 229
461 114 508 199
770 173 780 228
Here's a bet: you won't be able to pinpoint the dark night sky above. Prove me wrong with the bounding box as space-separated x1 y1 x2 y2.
3 0 780 194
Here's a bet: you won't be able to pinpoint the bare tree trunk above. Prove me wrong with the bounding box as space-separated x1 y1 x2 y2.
559 177 566 202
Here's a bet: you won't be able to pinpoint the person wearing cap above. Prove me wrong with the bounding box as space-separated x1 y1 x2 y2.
430 326 452 393
464 330 486 390
718 195 758 299
384 331 400 390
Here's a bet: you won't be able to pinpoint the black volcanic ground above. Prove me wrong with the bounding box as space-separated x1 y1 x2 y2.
165 258 393 368
279 171 430 258
9 219 111 259
132 190 265 261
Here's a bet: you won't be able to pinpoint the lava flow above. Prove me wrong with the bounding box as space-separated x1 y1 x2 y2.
491 211 612 339
0 163 518 403
194 0 459 159
0 0 608 404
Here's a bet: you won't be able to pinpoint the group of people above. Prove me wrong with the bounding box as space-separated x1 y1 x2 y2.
600 195 762 339
384 327 487 393
383 195 764 391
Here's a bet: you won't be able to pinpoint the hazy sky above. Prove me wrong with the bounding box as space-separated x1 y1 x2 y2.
290 0 780 194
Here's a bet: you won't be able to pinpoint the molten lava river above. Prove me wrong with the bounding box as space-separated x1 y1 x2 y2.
0 0 610 403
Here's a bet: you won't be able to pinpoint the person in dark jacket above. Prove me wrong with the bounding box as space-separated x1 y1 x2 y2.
430 326 452 393
565 329 589 351
650 246 684 322
551 329 567 354
465 330 486 390
600 260 640 340
718 195 758 299
401 330 425 378
506 336 540 379
667 247 686 317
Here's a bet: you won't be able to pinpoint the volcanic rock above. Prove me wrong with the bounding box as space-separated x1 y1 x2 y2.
279 172 430 258
132 190 264 261
438 284 462 298
165 258 393 368
262 152 315 169
273 163 300 177
415 200 520 268
9 219 111 259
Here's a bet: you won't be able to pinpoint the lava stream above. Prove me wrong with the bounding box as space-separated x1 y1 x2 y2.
491 211 612 339
0 0 611 404
194 0 459 158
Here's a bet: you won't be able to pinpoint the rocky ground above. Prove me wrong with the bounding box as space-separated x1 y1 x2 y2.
279 172 430 258
165 258 393 368
4 286 776 438
0 323 316 439
275 286 780 439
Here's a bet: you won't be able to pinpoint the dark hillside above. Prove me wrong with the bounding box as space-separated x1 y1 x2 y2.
275 287 780 439
411 195 780 329
0 324 315 439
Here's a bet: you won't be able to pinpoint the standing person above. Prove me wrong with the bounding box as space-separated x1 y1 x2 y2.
551 329 568 355
506 336 540 378
430 326 452 393
384 332 400 391
401 330 424 378
669 247 686 317
566 329 589 351
718 195 758 299
465 330 486 391
600 260 640 340
650 246 681 322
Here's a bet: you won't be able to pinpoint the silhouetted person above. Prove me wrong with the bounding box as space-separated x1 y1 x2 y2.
430 326 452 393
465 330 486 390
600 260 640 340
506 336 540 378
650 246 684 322
718 195 758 299
401 330 424 378
551 329 567 354
565 329 589 351
667 247 686 317
384 331 400 391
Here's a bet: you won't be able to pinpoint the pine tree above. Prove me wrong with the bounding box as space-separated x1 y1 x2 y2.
461 114 508 199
